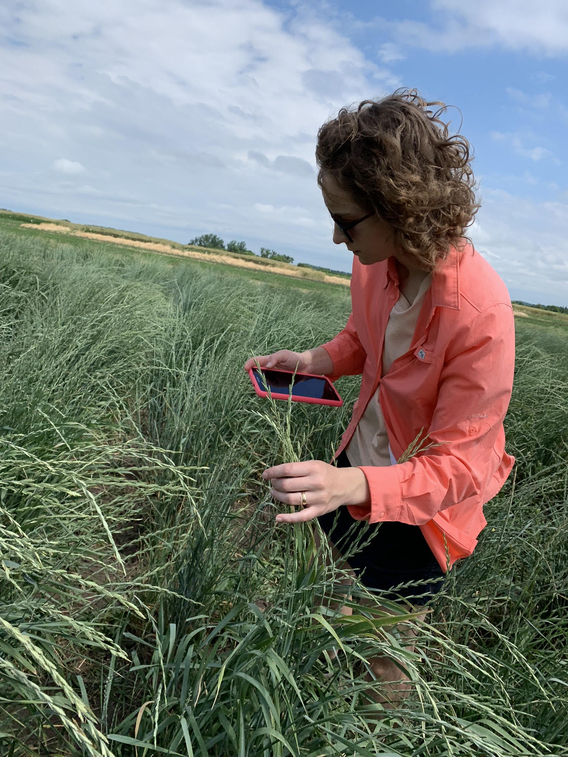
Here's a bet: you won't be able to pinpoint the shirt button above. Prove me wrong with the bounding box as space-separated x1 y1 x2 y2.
418 349 426 360
379 511 385 517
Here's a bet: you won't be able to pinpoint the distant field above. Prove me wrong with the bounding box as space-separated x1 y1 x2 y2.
1 219 567 756
512 301 568 329
0 209 350 288
0 211 350 300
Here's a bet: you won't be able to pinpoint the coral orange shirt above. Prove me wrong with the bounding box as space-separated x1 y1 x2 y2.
321 245 515 571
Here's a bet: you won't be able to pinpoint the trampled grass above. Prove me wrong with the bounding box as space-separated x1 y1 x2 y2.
0 226 567 755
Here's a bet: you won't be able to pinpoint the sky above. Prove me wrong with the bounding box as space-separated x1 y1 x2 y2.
1 0 567 306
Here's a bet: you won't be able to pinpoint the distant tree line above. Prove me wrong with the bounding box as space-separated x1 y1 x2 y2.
259 247 294 264
188 234 294 264
512 300 568 314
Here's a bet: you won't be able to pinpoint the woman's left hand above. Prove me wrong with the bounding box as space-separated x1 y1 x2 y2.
263 460 370 523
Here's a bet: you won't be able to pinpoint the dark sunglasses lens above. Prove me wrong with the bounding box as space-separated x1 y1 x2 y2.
334 220 352 243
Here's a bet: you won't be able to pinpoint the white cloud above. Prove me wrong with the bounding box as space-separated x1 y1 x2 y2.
0 0 567 303
381 0 568 55
490 132 554 162
52 158 86 175
506 87 552 110
432 0 568 53
521 146 553 162
377 43 405 63
248 151 314 177
0 0 395 266
0 0 378 151
519 171 558 191
530 72 556 84
253 202 317 227
473 188 568 303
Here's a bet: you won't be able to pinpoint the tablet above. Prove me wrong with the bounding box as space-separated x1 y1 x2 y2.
248 367 342 407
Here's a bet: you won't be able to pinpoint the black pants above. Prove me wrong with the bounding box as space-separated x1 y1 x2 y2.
318 451 444 603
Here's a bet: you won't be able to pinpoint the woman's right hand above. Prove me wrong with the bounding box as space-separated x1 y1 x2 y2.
244 346 334 376
243 350 308 373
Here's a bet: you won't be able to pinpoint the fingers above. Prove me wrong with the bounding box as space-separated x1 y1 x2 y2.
265 460 345 524
276 506 321 524
264 461 327 510
244 350 302 372
243 355 271 371
263 461 314 481
269 486 310 505
264 350 293 369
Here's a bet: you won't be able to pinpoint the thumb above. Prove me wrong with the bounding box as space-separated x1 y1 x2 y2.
265 350 287 368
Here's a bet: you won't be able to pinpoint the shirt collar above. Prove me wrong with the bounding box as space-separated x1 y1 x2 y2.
383 246 462 310
384 256 398 289
431 245 462 310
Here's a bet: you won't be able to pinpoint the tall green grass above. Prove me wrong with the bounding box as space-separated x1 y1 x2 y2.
0 229 566 755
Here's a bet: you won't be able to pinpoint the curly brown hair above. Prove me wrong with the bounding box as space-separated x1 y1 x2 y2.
315 89 479 270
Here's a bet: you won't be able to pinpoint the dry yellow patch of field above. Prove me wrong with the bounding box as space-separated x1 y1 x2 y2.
21 222 350 287
22 222 70 233
513 310 529 318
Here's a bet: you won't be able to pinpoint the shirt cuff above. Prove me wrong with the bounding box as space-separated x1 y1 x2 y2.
346 464 403 523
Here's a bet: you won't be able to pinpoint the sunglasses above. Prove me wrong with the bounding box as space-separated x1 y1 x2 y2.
330 212 374 243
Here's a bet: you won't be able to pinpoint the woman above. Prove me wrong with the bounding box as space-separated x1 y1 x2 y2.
244 89 515 609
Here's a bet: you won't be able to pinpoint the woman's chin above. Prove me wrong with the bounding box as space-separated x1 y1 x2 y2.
354 253 378 266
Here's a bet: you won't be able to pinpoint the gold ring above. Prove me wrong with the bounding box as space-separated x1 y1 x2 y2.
300 491 307 507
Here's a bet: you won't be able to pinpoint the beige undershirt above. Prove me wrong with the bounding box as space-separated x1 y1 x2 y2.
346 269 432 468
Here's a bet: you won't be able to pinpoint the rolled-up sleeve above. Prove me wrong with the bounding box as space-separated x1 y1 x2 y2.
320 313 367 381
348 303 515 525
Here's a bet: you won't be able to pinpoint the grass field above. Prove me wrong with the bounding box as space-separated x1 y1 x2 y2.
1 218 567 756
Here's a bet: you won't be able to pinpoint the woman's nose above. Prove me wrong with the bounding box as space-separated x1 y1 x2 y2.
332 224 348 246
